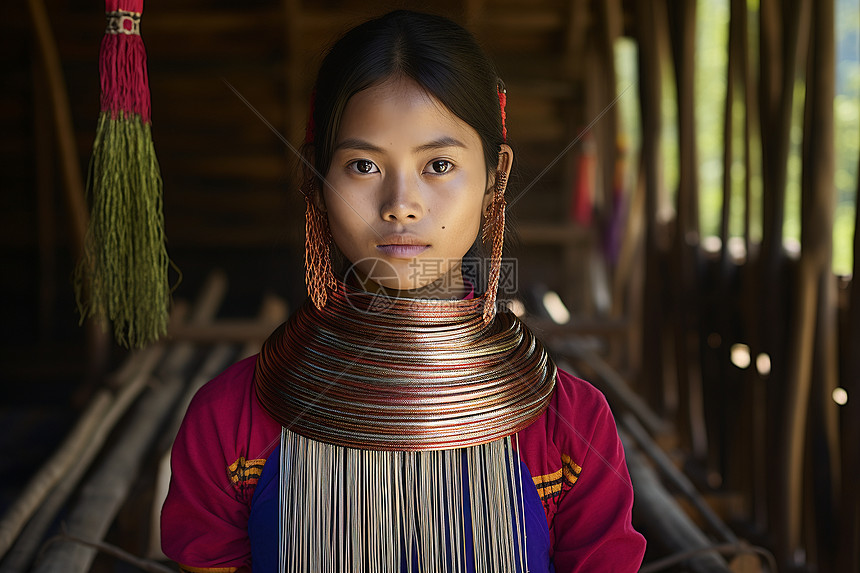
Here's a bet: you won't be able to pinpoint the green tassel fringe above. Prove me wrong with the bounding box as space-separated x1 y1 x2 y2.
75 111 171 348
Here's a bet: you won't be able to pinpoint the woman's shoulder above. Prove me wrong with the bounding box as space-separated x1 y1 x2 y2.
522 367 615 449
176 354 280 467
516 367 619 515
187 354 258 412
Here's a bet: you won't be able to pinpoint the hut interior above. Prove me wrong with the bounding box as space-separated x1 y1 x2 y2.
0 0 857 572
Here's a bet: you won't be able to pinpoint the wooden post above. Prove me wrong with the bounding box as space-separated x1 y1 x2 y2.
776 0 835 567
732 0 769 533
709 0 739 498
633 0 666 413
757 0 810 558
665 0 707 459
796 0 838 567
836 153 860 573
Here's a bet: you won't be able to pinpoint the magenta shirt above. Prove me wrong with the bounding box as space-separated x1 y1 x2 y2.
161 356 645 572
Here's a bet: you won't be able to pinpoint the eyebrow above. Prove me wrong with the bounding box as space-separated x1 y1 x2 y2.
413 136 467 153
332 136 467 154
333 138 384 154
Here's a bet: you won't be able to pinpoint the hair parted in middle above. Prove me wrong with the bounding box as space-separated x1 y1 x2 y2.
304 9 507 178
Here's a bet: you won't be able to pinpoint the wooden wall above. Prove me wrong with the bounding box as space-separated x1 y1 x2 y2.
3 0 625 344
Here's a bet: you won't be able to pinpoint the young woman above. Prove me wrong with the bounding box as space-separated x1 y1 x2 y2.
161 10 646 572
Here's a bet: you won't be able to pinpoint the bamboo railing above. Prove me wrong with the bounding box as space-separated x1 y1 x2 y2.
625 0 856 570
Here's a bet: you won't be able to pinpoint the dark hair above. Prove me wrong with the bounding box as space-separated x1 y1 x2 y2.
308 10 505 177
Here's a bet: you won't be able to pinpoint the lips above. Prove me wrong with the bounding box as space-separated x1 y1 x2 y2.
377 236 429 258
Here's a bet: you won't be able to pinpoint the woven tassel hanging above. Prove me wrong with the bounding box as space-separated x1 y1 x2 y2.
75 0 171 348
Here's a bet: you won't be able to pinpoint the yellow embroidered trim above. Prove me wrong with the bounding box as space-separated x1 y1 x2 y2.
227 456 266 485
179 565 238 573
532 453 582 501
562 453 582 487
533 467 563 500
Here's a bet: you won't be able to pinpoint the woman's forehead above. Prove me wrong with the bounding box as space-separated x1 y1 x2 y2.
336 77 481 149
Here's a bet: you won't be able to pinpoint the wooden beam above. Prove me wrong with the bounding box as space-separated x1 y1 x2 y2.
622 434 732 573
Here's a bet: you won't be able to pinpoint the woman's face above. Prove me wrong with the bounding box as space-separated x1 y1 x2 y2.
321 77 510 297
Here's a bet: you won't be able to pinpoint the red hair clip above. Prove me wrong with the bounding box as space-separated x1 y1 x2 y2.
498 85 507 142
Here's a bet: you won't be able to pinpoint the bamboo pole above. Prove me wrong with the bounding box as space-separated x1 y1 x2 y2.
666 0 699 238
33 51 57 342
633 0 666 412
32 373 186 573
26 0 87 255
757 0 810 548
0 340 169 561
772 0 836 565
733 0 769 533
621 414 737 545
758 0 806 273
555 343 671 440
1 272 227 571
788 0 838 567
0 395 113 559
778 258 818 567
708 0 740 496
591 0 621 242
167 317 284 343
610 163 646 375
0 344 169 570
0 344 172 571
32 272 229 573
665 0 707 460
622 434 732 573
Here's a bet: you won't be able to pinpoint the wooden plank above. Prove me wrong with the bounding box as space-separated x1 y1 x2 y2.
793 0 838 568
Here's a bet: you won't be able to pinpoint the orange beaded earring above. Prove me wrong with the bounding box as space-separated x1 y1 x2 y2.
303 179 336 309
482 85 509 324
302 90 336 309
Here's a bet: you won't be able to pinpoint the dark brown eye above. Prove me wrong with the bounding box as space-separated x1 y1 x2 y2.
350 159 378 174
430 160 452 174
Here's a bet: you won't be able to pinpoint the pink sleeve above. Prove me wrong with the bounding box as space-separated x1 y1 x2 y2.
550 371 646 572
160 356 279 570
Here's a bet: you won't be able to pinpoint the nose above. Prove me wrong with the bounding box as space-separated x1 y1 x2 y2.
380 173 424 222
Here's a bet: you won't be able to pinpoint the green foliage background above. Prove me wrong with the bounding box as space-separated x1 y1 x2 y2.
614 0 858 275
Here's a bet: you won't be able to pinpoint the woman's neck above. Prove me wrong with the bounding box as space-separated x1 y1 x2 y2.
350 264 469 300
